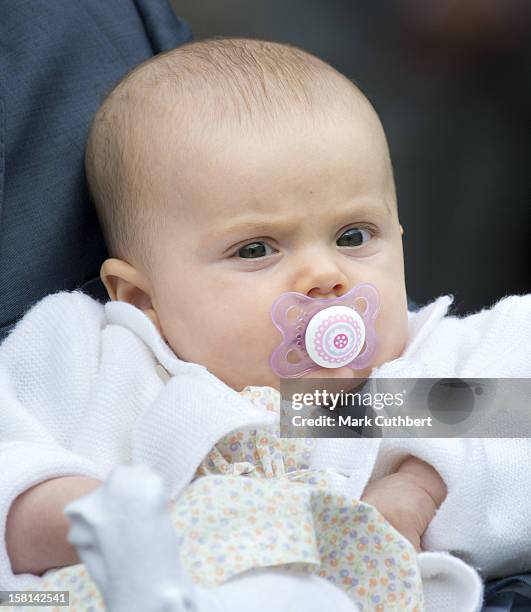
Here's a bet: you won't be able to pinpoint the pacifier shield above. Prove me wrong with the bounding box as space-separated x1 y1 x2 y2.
305 305 365 368
270 282 379 378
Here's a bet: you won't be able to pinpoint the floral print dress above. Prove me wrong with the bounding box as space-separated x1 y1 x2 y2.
16 386 423 612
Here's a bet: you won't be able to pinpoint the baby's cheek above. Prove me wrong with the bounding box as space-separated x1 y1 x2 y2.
161 314 218 364
221 313 281 386
373 302 408 365
163 297 280 386
212 315 271 361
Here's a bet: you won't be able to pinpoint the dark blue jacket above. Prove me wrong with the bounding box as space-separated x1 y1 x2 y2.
0 0 192 340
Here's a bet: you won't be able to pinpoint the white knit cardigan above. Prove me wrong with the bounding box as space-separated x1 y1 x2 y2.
0 290 530 610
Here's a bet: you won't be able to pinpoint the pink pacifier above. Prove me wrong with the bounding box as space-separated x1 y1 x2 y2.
270 283 379 378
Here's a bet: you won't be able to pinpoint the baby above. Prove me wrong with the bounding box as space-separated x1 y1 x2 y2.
1 37 530 611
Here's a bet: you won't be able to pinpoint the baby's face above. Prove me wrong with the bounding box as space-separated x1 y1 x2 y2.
146 104 408 390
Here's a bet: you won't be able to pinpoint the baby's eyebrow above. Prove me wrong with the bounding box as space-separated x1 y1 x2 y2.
215 217 300 238
210 201 390 243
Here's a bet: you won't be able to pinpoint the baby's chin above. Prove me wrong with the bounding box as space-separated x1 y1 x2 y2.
303 366 371 381
299 367 369 394
238 366 369 394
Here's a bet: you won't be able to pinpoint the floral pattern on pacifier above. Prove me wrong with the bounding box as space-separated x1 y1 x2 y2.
270 283 379 378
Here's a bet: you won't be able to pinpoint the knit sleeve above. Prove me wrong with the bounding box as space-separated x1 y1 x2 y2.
372 295 531 577
405 294 531 378
0 291 106 589
0 442 104 590
457 293 531 377
368 294 531 579
369 437 531 580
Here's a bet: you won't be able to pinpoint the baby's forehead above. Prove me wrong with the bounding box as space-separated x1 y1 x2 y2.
115 45 391 230
159 129 392 234
143 103 390 219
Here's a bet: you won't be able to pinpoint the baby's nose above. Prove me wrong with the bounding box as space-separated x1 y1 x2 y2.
307 283 346 299
295 267 349 299
291 247 350 297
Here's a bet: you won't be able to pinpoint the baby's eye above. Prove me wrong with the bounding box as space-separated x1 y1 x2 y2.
336 227 372 248
237 241 277 258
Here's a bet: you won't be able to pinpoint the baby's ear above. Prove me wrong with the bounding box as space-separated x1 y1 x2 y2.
399 224 404 236
100 259 151 308
100 259 164 335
